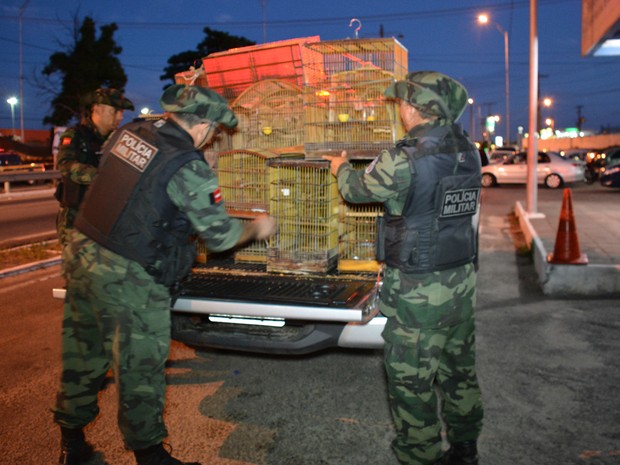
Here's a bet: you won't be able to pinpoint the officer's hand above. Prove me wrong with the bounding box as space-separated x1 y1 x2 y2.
252 214 277 240
322 150 348 176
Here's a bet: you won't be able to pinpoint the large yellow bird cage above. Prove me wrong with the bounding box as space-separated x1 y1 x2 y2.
302 38 408 159
266 159 339 274
337 160 384 273
216 149 281 213
230 79 304 151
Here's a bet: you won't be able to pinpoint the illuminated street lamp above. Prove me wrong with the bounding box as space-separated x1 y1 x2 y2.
478 13 510 145
538 97 553 134
6 97 18 138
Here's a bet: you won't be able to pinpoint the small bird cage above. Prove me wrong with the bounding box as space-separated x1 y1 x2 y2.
338 160 384 272
266 159 339 274
232 214 269 263
216 149 281 213
192 215 268 265
302 38 408 159
194 236 209 265
231 79 304 151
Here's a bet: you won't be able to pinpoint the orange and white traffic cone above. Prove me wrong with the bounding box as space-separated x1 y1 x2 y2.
547 188 588 265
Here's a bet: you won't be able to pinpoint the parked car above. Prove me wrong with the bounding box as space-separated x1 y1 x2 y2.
481 151 585 189
600 146 620 168
488 147 517 164
599 163 620 188
0 152 24 167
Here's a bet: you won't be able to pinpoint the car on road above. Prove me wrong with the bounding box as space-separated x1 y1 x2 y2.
481 151 585 189
0 151 46 185
599 163 620 188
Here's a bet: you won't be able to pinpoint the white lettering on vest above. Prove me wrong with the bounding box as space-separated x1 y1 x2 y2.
440 188 480 218
111 130 158 172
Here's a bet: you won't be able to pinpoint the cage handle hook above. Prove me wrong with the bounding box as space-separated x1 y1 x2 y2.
349 18 361 39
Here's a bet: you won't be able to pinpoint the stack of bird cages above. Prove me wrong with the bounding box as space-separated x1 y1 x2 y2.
266 159 339 274
216 149 280 263
302 38 408 159
231 79 304 151
337 160 384 273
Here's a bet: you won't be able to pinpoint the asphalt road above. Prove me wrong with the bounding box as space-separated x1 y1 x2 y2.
0 183 619 464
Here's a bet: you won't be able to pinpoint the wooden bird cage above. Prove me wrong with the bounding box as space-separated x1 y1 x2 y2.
266 159 339 274
216 149 281 213
337 160 384 272
231 79 304 151
301 38 408 159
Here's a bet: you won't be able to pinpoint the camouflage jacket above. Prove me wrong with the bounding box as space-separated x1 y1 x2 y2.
55 120 107 209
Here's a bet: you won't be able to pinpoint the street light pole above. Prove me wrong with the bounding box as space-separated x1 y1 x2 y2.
18 0 30 142
527 0 539 216
468 98 475 140
478 14 510 146
501 26 510 146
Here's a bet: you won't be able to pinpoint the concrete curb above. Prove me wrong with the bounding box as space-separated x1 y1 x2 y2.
515 201 620 296
0 256 61 279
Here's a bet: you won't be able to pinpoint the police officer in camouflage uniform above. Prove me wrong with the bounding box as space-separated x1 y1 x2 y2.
324 71 483 465
55 88 134 245
53 84 276 465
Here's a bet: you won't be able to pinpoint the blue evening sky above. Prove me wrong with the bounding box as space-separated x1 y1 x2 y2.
0 0 618 139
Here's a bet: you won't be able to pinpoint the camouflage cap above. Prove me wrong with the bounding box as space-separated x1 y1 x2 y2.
160 84 238 129
85 88 135 111
384 71 468 122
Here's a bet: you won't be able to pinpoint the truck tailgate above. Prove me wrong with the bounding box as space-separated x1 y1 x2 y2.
177 268 378 323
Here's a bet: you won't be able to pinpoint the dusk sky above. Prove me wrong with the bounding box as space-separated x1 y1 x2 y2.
1 0 619 142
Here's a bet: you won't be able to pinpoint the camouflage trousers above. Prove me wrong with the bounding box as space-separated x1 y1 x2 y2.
56 206 78 246
382 315 484 465
53 230 172 450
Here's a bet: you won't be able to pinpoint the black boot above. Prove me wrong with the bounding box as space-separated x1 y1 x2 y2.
59 427 95 465
444 441 479 465
134 443 201 465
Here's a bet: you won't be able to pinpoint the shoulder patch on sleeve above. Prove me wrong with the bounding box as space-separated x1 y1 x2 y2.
61 136 73 146
209 187 223 205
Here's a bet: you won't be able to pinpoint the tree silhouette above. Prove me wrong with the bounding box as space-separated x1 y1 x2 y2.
160 27 255 86
41 16 128 126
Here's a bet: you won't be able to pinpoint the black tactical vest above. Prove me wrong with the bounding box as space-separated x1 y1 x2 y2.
75 118 202 287
56 123 105 208
381 124 481 273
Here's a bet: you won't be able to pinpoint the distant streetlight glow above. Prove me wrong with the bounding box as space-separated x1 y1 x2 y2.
140 107 151 115
477 13 510 145
7 97 18 137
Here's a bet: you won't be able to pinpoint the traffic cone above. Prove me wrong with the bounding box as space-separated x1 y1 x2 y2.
547 188 588 265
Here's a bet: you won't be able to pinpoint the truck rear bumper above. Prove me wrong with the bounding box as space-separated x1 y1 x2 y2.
171 312 386 355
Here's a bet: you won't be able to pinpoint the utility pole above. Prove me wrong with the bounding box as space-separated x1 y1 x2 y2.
18 0 30 142
260 0 267 43
576 105 585 132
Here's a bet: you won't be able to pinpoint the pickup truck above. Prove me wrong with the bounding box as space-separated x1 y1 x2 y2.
54 256 386 355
